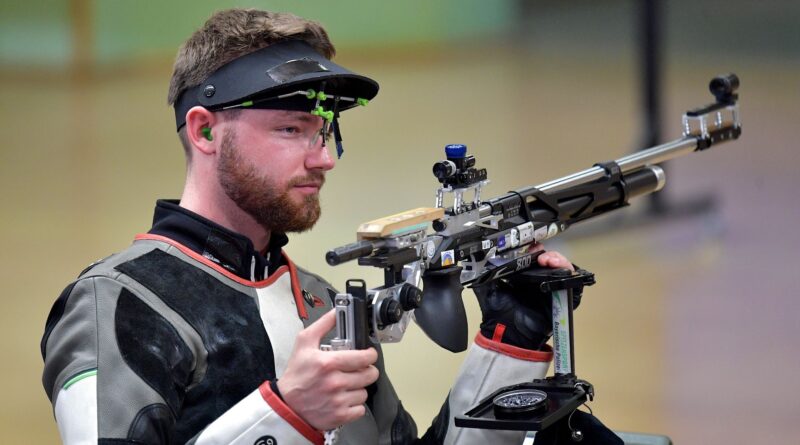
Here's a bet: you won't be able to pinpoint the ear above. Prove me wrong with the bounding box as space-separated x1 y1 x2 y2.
185 106 219 155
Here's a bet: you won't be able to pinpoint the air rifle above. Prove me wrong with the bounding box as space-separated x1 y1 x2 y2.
324 74 742 353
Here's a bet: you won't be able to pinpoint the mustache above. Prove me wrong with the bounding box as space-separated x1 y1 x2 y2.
288 171 326 187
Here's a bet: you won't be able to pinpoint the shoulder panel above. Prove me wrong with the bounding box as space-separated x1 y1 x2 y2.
41 281 76 361
115 248 276 444
126 403 174 444
42 278 99 401
115 288 193 416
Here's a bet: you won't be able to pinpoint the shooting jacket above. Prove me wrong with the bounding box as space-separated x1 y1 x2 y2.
42 200 553 444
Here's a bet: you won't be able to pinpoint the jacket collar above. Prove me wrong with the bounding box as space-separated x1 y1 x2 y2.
148 199 288 281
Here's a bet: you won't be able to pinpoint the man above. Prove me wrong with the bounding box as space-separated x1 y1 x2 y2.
41 9 576 445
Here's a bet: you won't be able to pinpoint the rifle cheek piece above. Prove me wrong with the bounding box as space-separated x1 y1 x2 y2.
415 267 468 352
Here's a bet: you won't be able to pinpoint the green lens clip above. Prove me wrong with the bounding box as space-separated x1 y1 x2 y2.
305 89 329 101
311 106 334 122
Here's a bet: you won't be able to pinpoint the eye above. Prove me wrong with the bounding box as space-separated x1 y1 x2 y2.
278 126 300 134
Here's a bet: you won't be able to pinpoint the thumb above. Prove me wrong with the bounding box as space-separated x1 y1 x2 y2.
297 309 337 347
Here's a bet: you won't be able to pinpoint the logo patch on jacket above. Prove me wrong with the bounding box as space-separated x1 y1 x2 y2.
302 289 326 307
254 436 276 445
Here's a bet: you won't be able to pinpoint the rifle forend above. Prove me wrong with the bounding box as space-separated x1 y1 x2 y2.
326 74 742 352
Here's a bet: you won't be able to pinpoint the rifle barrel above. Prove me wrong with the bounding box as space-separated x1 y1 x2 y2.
531 136 697 195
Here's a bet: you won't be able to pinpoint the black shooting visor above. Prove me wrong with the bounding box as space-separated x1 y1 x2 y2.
174 39 379 130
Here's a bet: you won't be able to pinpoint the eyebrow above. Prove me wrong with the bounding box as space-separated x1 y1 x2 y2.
276 111 315 122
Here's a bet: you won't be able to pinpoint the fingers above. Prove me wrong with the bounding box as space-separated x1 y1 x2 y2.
320 371 374 426
338 364 379 389
318 365 379 396
279 359 378 430
332 402 367 427
294 310 336 347
324 348 379 372
338 390 369 412
278 312 380 431
537 250 575 272
526 242 575 272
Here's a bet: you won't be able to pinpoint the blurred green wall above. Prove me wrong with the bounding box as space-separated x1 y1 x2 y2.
1 0 516 68
0 0 71 66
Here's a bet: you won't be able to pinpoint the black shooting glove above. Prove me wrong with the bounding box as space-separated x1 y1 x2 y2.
473 267 583 350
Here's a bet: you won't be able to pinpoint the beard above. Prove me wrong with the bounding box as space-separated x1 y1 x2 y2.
217 129 324 233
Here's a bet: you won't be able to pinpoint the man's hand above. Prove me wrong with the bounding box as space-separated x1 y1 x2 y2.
535 244 574 272
474 243 575 350
277 310 380 431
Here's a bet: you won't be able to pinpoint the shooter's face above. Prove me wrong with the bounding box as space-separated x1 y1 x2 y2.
217 109 336 233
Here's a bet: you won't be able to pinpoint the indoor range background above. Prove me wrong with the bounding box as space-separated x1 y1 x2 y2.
1 1 798 443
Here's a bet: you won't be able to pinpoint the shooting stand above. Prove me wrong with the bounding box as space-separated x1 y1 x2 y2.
455 267 596 444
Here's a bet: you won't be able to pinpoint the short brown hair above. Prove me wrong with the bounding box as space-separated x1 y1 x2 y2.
168 9 335 106
169 9 335 158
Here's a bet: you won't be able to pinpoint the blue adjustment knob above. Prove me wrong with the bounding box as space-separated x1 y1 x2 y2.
445 144 467 159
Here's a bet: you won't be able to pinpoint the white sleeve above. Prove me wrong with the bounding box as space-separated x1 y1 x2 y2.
191 381 323 445
443 333 552 445
53 374 322 445
54 371 98 445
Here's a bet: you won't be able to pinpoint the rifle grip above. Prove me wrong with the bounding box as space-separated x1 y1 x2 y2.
416 267 468 352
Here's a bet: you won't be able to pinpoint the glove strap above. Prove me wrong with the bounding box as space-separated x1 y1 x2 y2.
491 323 507 342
